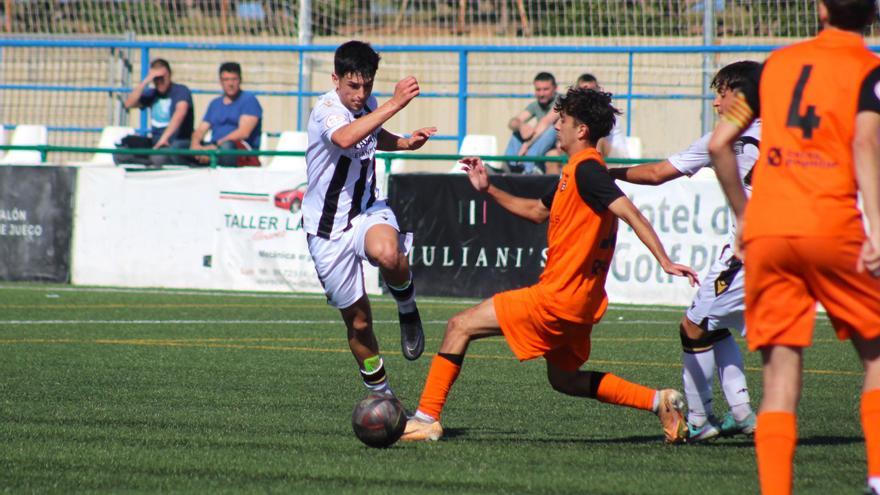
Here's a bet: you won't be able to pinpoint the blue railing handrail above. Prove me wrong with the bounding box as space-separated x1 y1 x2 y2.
0 38 825 147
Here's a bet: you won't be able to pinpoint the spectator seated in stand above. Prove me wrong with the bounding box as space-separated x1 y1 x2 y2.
190 62 263 167
503 71 560 174
119 58 194 166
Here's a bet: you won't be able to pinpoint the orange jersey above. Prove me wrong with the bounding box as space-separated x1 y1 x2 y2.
536 148 619 324
745 29 880 241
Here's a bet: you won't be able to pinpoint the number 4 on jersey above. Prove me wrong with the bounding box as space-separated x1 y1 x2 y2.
786 65 821 139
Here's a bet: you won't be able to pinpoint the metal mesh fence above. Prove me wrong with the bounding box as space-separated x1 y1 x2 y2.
0 1 873 164
0 1 839 41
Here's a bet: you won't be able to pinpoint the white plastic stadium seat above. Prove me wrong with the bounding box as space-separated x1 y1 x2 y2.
387 150 407 174
624 136 643 159
0 126 6 160
451 134 500 173
267 131 308 170
258 132 270 166
67 126 135 167
0 125 48 165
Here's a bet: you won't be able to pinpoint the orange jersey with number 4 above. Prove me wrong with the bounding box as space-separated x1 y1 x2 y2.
745 29 880 241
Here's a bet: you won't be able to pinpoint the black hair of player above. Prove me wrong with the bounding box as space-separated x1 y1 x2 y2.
576 73 598 86
710 60 761 94
150 58 171 74
219 62 242 77
534 72 557 86
334 41 381 80
821 0 877 31
554 87 621 142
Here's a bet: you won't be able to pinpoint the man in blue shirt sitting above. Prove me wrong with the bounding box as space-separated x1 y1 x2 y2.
190 62 263 166
123 58 194 166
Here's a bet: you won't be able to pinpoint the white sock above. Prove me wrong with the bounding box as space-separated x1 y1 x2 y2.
364 380 393 396
414 410 436 423
651 391 660 413
682 349 715 426
715 334 753 421
869 477 880 493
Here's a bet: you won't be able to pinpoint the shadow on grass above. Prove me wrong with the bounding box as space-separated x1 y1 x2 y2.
443 427 662 445
799 435 863 447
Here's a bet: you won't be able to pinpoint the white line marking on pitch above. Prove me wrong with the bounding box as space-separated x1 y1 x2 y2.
0 285 686 311
0 319 676 326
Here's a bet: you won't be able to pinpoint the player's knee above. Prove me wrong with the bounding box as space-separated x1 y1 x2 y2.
546 367 576 395
349 314 372 334
680 323 731 353
444 313 473 341
372 243 404 272
548 374 573 394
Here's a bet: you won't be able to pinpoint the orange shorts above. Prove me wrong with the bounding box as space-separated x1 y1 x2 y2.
493 285 593 372
744 236 880 351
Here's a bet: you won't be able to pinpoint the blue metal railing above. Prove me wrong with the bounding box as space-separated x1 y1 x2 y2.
0 39 808 147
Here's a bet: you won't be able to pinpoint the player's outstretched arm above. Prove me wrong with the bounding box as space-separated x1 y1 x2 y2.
461 157 550 224
377 127 438 151
609 195 699 286
331 76 420 149
854 111 880 277
607 160 683 185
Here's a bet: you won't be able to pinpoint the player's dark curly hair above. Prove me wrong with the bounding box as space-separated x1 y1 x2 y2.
822 0 877 31
710 60 761 94
553 87 621 142
335 40 381 79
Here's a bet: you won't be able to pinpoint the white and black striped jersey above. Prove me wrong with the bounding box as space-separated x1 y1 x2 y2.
668 120 761 235
302 90 384 240
669 120 761 192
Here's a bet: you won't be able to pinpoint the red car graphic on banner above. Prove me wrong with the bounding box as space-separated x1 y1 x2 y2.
274 184 307 213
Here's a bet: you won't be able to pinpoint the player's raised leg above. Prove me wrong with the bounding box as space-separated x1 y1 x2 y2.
402 297 503 441
364 222 424 361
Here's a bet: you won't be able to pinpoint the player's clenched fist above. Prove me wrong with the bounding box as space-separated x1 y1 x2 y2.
392 76 420 108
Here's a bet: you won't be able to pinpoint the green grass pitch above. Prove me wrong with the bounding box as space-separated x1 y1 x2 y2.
0 283 867 494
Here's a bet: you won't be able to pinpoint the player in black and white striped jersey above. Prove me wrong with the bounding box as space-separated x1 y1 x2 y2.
302 40 437 396
609 61 761 443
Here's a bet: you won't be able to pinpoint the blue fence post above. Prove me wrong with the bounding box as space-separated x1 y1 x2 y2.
139 46 149 135
626 51 634 137
296 47 305 131
457 50 468 150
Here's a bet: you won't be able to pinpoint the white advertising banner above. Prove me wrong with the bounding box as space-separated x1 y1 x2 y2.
607 173 733 307
213 168 379 295
72 168 218 289
72 166 723 306
71 167 381 296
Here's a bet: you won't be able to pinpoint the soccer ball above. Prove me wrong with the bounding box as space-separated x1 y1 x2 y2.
351 393 407 448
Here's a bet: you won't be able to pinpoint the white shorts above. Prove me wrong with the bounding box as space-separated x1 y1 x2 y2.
307 205 412 309
685 245 745 334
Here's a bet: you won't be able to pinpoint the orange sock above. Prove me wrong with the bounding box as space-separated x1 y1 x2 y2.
755 411 797 495
594 373 656 411
416 354 462 421
863 389 880 478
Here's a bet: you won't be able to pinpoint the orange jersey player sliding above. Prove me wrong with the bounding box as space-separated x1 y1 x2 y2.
402 87 700 444
708 1 880 493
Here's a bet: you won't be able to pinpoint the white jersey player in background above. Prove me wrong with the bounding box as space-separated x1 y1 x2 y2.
610 61 761 442
303 40 437 396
